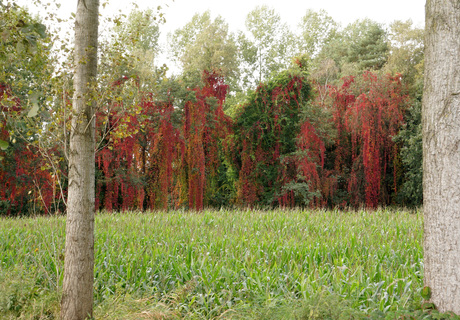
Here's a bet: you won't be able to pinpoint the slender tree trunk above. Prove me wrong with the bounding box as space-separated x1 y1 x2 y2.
423 0 460 313
61 0 99 319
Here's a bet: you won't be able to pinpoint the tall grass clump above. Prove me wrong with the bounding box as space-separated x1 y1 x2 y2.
0 208 431 319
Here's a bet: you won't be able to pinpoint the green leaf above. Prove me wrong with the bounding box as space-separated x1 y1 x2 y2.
27 93 40 117
421 286 432 300
0 139 8 150
27 104 39 117
16 41 24 53
33 23 47 39
421 302 436 311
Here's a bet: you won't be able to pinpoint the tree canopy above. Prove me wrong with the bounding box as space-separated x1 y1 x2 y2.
0 4 425 214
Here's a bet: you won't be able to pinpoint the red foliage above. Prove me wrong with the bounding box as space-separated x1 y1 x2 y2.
328 72 407 208
0 68 410 214
95 70 231 211
180 71 231 210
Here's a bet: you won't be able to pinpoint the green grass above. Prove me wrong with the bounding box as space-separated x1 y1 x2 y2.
0 207 448 319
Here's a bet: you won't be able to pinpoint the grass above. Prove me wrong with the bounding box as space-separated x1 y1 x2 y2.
0 207 451 319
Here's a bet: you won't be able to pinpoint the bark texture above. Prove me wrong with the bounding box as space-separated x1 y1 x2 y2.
423 0 460 314
61 0 99 319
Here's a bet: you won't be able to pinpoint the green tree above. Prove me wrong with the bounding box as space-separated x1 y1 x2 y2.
0 3 66 215
298 9 339 58
0 3 51 103
241 6 296 87
386 20 424 208
233 59 335 207
99 8 163 91
394 97 422 207
317 19 389 77
181 15 239 88
168 11 238 89
96 8 167 154
383 19 424 93
168 11 212 65
345 19 389 71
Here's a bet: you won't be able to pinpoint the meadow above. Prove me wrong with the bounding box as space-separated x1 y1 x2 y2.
0 208 448 319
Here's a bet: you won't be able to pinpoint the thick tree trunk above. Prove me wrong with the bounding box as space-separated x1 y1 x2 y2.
423 0 460 314
61 0 99 319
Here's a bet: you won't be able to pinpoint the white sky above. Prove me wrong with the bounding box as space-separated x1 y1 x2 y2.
160 0 426 32
19 0 425 35
17 0 425 72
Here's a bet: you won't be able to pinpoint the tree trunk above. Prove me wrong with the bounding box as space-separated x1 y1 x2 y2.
423 0 460 313
61 0 99 319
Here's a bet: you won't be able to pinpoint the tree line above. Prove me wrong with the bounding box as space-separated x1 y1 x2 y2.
0 4 424 215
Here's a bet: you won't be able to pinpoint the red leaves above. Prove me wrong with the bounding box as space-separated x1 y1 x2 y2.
95 71 231 211
329 72 407 208
0 69 409 214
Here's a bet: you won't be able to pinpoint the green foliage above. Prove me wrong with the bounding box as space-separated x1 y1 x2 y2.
0 139 8 150
0 4 65 216
168 11 214 63
421 286 432 300
298 9 339 58
280 180 321 207
0 3 51 100
383 19 424 93
233 65 317 206
99 8 164 93
0 3 425 212
184 16 238 85
112 9 160 52
315 19 389 79
394 95 423 207
168 11 239 90
0 266 59 319
240 6 297 88
345 20 389 71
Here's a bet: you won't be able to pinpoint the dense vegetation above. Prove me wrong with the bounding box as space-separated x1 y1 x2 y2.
1 208 443 319
3 3 457 319
0 3 424 215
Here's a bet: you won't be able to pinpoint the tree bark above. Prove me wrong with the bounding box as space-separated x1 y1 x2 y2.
61 0 99 319
423 0 460 314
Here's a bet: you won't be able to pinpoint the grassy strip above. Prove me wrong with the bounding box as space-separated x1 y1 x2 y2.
0 208 445 319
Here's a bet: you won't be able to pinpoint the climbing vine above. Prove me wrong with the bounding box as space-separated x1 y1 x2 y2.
328 72 407 208
95 71 231 211
1 69 411 215
233 65 333 207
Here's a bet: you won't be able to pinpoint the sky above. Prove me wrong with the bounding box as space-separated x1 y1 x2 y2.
16 0 425 72
19 0 425 35
159 0 426 32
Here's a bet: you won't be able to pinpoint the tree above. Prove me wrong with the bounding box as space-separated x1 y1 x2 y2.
99 8 162 91
383 19 424 94
298 9 338 58
0 3 61 215
61 0 99 319
168 12 238 89
394 98 422 207
233 61 331 207
423 0 460 313
344 19 389 71
181 16 238 87
168 11 212 65
325 72 407 208
241 6 296 87
317 19 389 78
